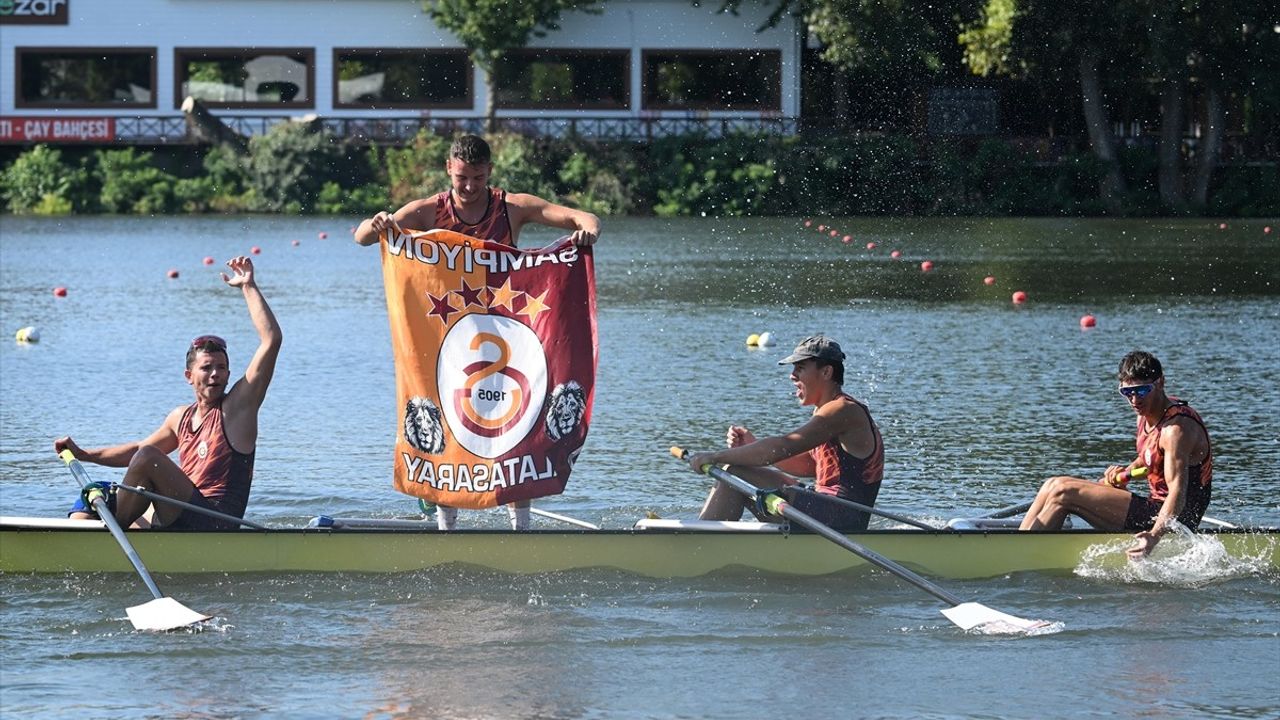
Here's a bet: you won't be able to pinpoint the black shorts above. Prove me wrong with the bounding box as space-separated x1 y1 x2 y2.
1123 492 1210 532
748 485 879 532
163 490 239 530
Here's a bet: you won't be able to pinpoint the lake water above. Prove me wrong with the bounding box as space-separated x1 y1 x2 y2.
1 215 1278 718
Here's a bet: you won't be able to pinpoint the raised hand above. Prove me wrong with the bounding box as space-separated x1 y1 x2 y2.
221 256 255 288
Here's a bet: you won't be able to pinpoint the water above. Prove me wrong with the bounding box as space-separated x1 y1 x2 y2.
2 215 1278 718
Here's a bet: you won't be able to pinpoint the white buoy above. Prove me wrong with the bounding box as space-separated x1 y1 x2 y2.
15 326 40 343
757 332 775 347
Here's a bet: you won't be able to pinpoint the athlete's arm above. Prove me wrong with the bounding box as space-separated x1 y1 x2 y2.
354 203 420 246
1128 421 1193 558
54 407 183 467
508 193 601 246
689 401 861 477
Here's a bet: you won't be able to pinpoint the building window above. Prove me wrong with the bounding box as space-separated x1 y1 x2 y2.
16 47 156 108
642 50 781 111
334 49 471 109
175 48 314 108
494 50 628 110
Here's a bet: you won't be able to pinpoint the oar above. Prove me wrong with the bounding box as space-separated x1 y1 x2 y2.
982 466 1149 519
58 450 211 631
531 507 601 530
112 483 268 529
671 447 1055 634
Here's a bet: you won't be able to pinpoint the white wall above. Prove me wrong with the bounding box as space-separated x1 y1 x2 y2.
0 0 800 117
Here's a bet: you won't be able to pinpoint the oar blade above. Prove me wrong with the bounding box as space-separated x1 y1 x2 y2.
940 602 1059 635
126 597 211 632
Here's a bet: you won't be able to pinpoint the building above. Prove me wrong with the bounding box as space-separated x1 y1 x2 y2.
0 0 803 143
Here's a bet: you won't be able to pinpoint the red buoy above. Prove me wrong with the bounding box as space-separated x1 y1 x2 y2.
983 276 996 286
829 230 838 237
53 286 67 297
817 225 827 232
318 231 328 239
251 246 262 255
291 240 300 247
202 256 215 266
890 250 901 259
1218 222 1227 230
1080 314 1097 329
1265 226 1273 234
920 260 934 272
167 269 180 279
842 235 852 243
1012 290 1028 304
865 242 877 250
804 220 813 228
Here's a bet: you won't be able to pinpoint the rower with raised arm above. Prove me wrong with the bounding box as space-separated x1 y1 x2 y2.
1019 350 1213 558
687 335 885 531
56 256 283 530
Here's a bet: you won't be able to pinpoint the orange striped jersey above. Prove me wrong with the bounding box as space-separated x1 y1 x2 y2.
430 187 514 246
1137 399 1212 502
810 394 884 497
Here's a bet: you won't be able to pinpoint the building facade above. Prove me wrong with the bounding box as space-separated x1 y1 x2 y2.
0 0 803 143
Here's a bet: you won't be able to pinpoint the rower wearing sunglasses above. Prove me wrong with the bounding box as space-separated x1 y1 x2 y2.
1020 350 1212 558
56 256 282 530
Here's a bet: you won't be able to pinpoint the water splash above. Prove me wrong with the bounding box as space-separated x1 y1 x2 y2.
970 619 1066 637
1074 522 1276 586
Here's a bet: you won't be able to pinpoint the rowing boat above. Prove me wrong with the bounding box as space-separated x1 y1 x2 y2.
3 516 1277 578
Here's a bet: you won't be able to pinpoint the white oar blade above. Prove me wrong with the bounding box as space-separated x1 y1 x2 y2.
126 597 211 632
940 602 1060 635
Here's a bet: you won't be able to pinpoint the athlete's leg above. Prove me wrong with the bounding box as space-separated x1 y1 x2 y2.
116 445 198 528
698 465 793 521
1021 476 1132 531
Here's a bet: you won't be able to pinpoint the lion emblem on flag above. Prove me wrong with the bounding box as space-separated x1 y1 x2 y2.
545 381 586 442
404 396 446 454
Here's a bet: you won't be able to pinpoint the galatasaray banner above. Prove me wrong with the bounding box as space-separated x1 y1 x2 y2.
381 228 597 508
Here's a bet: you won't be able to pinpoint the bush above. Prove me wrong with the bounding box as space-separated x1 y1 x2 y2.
245 122 345 213
0 145 89 213
315 181 390 214
557 150 636 216
487 133 556 200
649 133 780 217
94 147 175 214
385 131 450 206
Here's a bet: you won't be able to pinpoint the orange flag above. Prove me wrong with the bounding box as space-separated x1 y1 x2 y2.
380 228 597 508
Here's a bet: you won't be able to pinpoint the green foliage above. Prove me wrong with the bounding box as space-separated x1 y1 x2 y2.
425 0 600 72
0 145 88 214
244 122 345 213
557 150 636 216
94 148 175 214
384 130 451 206
649 134 780 217
315 181 390 214
487 133 556 200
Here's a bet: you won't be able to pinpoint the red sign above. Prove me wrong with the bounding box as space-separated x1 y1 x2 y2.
0 117 115 143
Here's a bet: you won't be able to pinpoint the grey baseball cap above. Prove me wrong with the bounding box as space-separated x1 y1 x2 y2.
778 335 846 365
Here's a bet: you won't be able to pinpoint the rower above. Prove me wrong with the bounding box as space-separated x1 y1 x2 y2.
687 335 885 531
55 256 282 530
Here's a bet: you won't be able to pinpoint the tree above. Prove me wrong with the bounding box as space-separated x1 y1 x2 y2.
961 0 1140 212
424 0 600 131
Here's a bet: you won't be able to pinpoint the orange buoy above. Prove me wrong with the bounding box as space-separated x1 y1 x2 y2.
167 269 180 279
251 246 262 255
1080 314 1097 329
1012 290 1027 304
920 260 934 272
53 286 68 297
984 276 996 286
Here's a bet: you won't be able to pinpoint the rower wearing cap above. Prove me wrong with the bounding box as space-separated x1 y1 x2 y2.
688 335 885 531
56 256 282 530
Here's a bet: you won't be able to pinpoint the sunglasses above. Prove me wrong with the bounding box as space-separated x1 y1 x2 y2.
1118 383 1154 399
190 334 227 351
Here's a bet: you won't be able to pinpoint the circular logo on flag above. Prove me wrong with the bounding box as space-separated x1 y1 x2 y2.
439 314 547 458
